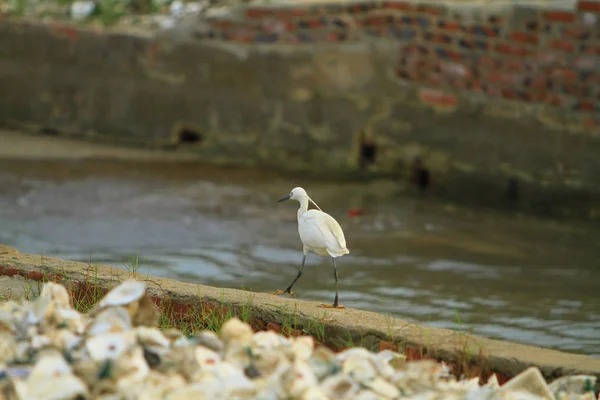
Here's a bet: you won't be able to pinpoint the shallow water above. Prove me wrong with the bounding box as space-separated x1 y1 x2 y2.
1 160 599 357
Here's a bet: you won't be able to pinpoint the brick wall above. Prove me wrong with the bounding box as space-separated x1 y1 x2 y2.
200 0 599 122
1 3 600 220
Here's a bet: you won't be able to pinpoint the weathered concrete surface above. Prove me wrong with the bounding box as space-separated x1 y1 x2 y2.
1 15 600 220
0 275 40 301
1 244 599 388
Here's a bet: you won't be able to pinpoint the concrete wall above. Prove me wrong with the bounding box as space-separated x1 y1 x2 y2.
0 0 599 219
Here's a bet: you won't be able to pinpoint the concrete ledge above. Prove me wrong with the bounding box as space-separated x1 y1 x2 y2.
1 244 599 390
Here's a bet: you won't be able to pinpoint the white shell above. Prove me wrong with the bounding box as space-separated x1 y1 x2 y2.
87 306 132 336
283 359 318 398
252 330 288 351
549 374 598 397
500 367 554 400
135 326 171 348
85 332 136 361
290 336 314 361
16 374 89 400
342 355 377 385
29 349 72 379
165 383 215 400
115 346 150 387
195 346 222 368
54 308 85 332
321 374 360 398
98 280 146 309
365 376 400 399
220 317 253 345
39 282 71 310
0 279 596 400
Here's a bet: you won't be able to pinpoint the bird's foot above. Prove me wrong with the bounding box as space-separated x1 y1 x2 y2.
318 303 345 309
269 289 295 297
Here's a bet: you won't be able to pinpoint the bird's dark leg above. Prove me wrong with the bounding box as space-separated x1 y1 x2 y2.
285 254 306 294
332 257 339 307
318 257 345 309
269 254 306 297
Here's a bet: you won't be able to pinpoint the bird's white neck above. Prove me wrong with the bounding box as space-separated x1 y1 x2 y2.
297 196 309 219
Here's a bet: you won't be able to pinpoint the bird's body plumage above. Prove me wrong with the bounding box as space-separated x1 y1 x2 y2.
298 209 349 258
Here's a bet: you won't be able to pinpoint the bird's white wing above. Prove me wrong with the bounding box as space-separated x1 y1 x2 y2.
302 210 347 251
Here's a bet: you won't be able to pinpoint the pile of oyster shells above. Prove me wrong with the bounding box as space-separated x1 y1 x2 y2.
0 280 597 399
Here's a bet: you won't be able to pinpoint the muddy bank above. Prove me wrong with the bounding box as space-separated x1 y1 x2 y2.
1 244 599 390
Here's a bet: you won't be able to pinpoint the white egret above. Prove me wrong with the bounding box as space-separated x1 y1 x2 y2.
270 187 349 309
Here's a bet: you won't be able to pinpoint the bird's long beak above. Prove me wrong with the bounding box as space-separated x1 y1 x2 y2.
278 194 292 203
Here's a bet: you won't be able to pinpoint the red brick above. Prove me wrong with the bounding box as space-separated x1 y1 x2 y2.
583 45 600 56
276 9 306 18
416 4 444 15
447 50 462 61
365 16 390 26
480 56 502 68
291 9 307 17
2 269 22 277
496 43 529 56
501 89 528 100
51 24 79 40
351 4 363 14
495 372 510 385
383 1 412 11
404 346 425 360
552 68 579 82
470 80 484 92
547 94 568 107
438 20 462 31
379 340 396 351
574 56 598 70
578 0 600 12
550 39 575 52
326 32 341 42
304 18 323 28
528 76 548 89
576 100 595 111
250 318 267 331
245 8 268 18
528 91 550 101
504 59 526 72
564 83 582 96
563 26 592 39
427 73 444 86
427 33 452 44
419 88 458 107
172 302 194 319
487 72 516 85
488 15 502 24
26 271 44 281
510 31 539 45
266 322 282 333
230 34 254 43
544 10 577 22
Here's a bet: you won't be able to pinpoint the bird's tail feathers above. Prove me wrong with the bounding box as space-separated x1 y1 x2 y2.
328 248 350 257
308 196 322 211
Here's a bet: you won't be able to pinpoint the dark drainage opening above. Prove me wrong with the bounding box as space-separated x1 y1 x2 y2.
177 128 203 145
39 127 60 136
358 130 377 171
410 157 431 193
